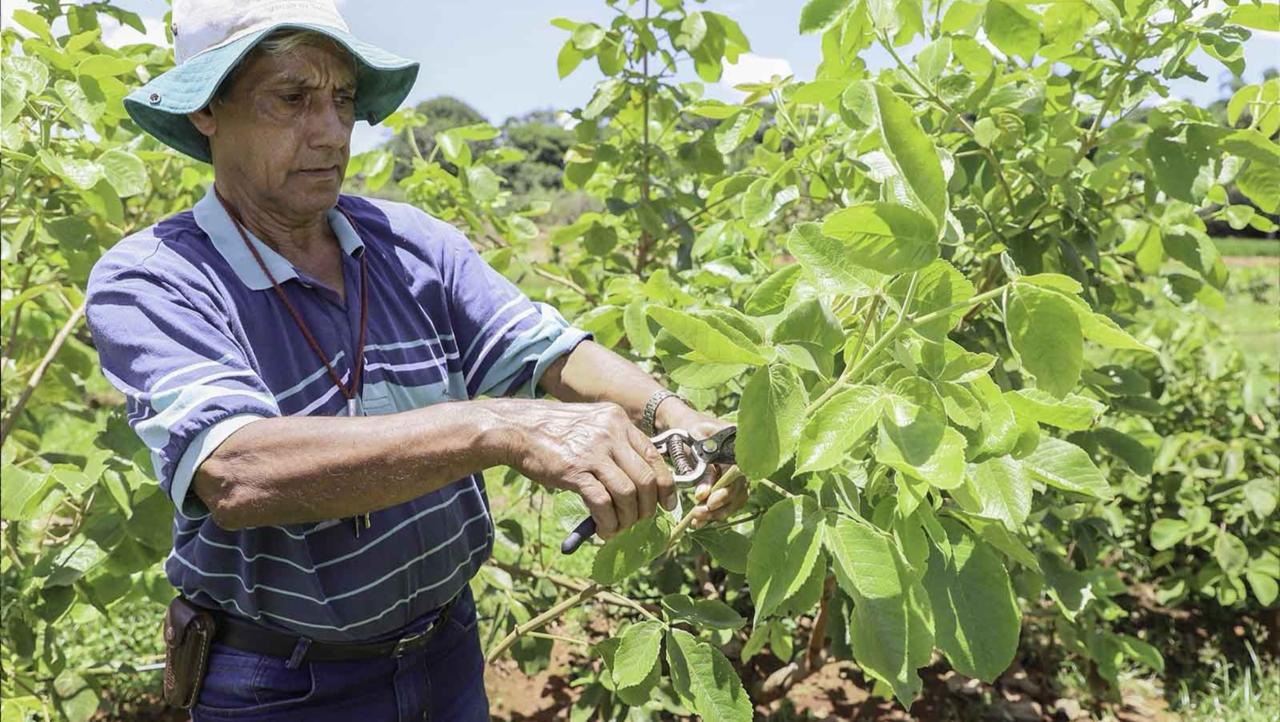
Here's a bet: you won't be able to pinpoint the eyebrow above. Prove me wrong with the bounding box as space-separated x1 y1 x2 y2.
268 73 356 92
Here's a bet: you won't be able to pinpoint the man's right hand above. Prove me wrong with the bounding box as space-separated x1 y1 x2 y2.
495 400 676 540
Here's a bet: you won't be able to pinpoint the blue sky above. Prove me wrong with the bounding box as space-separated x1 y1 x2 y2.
6 1 1277 153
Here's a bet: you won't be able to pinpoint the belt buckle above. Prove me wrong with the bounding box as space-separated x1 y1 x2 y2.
391 628 430 658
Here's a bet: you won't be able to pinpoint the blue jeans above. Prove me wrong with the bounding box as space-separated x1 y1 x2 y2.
191 586 489 721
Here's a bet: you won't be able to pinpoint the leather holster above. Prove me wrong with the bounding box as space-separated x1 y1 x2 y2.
162 596 216 709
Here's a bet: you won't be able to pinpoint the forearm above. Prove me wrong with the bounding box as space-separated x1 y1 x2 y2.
194 399 517 530
539 340 694 431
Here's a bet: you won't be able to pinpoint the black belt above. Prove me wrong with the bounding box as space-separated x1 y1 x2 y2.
209 595 458 663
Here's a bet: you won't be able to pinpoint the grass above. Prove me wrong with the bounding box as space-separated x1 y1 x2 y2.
1173 647 1280 722
1211 264 1280 364
1213 236 1280 257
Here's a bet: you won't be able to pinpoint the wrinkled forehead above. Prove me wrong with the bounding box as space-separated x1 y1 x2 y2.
260 51 357 88
222 33 358 96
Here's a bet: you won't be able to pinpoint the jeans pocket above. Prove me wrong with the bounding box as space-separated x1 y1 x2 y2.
196 644 317 717
445 587 477 635
250 654 316 707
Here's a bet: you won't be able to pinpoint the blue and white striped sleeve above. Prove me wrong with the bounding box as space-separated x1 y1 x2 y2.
435 223 591 400
86 269 279 517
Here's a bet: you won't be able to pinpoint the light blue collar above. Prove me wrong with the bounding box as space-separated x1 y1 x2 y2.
192 184 365 291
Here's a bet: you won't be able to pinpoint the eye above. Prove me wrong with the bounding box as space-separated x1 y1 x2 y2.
279 92 304 104
335 92 355 106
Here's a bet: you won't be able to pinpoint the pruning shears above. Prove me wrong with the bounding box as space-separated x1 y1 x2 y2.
560 425 737 554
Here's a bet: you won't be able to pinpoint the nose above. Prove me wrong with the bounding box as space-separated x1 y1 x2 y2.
307 95 352 151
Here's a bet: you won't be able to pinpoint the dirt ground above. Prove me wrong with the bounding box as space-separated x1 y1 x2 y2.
483 632 1181 722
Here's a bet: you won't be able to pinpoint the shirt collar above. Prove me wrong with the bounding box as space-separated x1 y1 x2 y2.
192 184 365 291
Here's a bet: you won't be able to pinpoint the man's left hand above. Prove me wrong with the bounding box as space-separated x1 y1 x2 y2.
655 402 748 529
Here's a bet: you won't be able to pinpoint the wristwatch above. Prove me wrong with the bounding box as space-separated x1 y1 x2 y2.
642 389 684 435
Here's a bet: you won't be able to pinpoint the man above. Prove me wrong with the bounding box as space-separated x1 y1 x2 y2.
85 1 747 720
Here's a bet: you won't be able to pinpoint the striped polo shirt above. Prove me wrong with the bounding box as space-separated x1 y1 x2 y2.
85 185 590 642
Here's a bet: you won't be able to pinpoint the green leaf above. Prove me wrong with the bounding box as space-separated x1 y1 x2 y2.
591 515 669 585
677 12 709 50
11 9 54 43
747 496 825 623
1078 311 1154 353
1006 389 1104 431
97 149 147 197
557 41 584 79
39 150 103 190
820 202 940 274
1006 285 1083 398
648 306 768 365
984 0 1041 61
571 23 605 50
772 298 844 352
1021 437 1112 500
796 385 885 473
1117 634 1164 674
666 629 752 722
715 110 761 154
661 594 746 630
786 222 883 295
1238 160 1280 214
1213 531 1249 575
7 56 49 97
1150 518 1189 551
690 527 751 574
1039 553 1091 620
916 37 952 83
53 672 99 722
1146 132 1211 204
923 520 1020 681
611 620 665 689
1 73 26 126
1083 427 1151 476
800 0 853 33
964 456 1032 530
1247 572 1279 606
1232 3 1280 31
75 55 140 79
872 83 947 224
876 393 966 490
623 300 655 357
890 260 975 342
595 637 660 706
745 263 803 316
1 467 54 520
825 517 934 704
1243 478 1278 519
737 364 807 478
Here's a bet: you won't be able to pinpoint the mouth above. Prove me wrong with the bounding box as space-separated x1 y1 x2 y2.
296 165 341 179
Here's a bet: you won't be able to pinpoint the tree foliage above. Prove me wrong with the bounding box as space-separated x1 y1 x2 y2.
2 0 1278 720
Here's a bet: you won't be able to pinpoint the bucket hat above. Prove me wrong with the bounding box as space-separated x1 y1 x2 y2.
124 0 419 163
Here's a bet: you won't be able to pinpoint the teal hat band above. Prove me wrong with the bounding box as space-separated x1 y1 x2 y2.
124 23 418 163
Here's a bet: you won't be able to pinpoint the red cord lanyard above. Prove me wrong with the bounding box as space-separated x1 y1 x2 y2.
215 189 370 418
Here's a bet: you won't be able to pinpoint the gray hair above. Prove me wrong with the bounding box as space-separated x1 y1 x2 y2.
214 29 356 102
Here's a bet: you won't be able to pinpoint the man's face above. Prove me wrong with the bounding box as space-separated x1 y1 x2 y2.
192 40 356 219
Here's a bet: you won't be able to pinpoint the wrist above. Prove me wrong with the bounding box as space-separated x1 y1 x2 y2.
471 398 526 469
653 394 696 433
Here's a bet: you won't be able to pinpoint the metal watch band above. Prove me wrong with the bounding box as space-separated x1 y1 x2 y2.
641 389 681 436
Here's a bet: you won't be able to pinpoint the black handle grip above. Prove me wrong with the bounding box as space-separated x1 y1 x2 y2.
561 516 597 554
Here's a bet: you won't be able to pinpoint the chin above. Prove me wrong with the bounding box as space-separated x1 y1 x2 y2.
295 181 343 210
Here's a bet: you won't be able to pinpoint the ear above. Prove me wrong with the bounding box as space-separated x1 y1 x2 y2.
188 106 216 138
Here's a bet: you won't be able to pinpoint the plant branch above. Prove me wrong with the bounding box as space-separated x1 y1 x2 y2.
877 33 1016 209
486 465 746 663
488 559 659 621
486 583 601 662
807 280 1009 413
1 302 86 447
